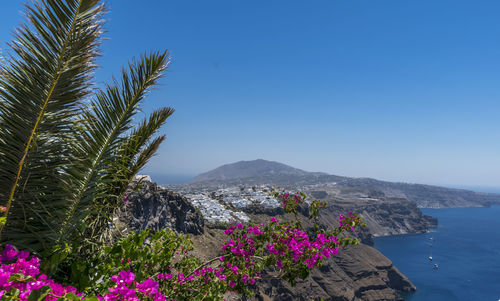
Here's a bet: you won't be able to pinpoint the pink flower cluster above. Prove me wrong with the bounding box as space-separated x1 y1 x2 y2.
266 225 340 269
338 211 361 231
222 223 262 261
278 192 303 210
0 244 80 300
219 223 273 286
122 193 129 204
104 270 166 301
220 215 342 287
0 245 168 301
157 265 227 287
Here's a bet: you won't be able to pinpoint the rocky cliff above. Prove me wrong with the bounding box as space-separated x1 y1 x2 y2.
193 230 414 301
355 200 437 237
117 181 204 235
117 180 432 301
314 196 437 238
253 245 415 301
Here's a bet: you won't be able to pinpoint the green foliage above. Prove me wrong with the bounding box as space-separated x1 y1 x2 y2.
27 286 51 301
0 0 105 252
0 0 173 271
82 229 194 295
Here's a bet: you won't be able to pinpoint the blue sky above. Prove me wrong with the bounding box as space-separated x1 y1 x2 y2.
1 1 500 188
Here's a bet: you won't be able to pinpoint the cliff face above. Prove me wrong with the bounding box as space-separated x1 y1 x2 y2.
357 200 437 237
319 199 437 238
303 188 437 239
117 181 204 235
189 227 414 301
117 180 430 301
250 245 414 301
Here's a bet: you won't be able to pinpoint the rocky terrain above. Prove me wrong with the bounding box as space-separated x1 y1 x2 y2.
117 179 431 301
301 188 438 237
194 227 415 301
254 245 415 301
117 181 204 235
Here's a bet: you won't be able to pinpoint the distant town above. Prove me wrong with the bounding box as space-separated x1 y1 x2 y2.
166 183 281 224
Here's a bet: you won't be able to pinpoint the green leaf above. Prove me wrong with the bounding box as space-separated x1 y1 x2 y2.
59 292 82 300
27 286 51 301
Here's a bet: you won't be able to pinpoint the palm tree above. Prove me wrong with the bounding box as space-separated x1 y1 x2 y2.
0 0 173 259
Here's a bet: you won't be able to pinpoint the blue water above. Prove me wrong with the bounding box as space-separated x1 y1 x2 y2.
374 206 500 301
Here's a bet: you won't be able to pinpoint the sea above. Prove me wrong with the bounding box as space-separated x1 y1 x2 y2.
374 206 500 301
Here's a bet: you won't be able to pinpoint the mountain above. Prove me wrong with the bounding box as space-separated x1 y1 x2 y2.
185 159 500 208
191 159 326 183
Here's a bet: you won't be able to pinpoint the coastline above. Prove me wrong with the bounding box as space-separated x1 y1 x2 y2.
373 206 500 301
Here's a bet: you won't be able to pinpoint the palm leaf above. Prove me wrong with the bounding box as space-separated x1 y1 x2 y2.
84 108 173 245
59 51 170 245
0 0 104 252
103 107 174 202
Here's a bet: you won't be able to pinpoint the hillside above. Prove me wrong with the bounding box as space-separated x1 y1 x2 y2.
184 159 500 208
191 159 327 183
157 160 444 299
120 181 418 301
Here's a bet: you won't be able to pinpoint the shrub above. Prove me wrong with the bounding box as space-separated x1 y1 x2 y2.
0 191 364 300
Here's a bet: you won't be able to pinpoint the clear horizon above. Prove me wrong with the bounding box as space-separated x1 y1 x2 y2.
2 1 500 188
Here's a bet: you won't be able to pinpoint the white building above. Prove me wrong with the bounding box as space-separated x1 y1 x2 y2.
135 174 152 182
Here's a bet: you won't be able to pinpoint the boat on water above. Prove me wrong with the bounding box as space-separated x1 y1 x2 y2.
428 237 434 261
433 263 439 269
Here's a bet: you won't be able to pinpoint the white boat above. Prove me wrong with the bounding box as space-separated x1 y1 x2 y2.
429 256 433 261
433 264 439 269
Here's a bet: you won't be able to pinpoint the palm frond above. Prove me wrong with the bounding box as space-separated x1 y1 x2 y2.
133 136 166 175
106 107 174 198
60 51 170 244
82 107 173 245
0 0 104 252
